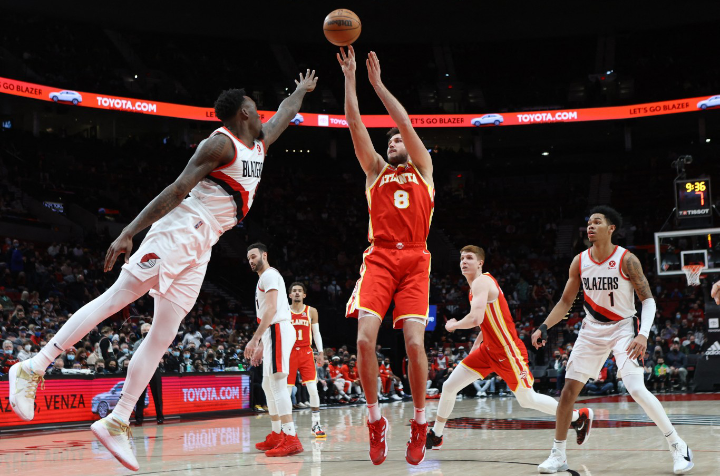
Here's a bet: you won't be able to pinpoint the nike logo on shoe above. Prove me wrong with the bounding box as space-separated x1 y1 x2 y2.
683 448 691 462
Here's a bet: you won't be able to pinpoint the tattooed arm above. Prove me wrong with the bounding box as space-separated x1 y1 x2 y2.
623 252 654 358
261 70 318 148
104 134 234 271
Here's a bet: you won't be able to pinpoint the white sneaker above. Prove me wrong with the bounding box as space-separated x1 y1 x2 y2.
478 391 487 397
9 361 44 421
538 448 569 473
670 441 694 474
390 394 402 401
91 416 140 471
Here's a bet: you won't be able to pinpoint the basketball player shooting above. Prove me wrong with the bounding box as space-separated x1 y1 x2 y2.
339 45 434 465
533 206 694 474
8 71 318 471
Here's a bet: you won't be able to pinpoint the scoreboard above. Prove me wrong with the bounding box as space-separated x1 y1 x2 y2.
676 178 712 219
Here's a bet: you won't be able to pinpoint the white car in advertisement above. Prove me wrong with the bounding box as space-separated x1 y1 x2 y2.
290 113 304 125
49 90 83 105
91 380 149 418
697 95 720 110
471 114 504 126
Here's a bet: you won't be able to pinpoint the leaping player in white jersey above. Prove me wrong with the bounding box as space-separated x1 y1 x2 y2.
533 206 694 475
8 71 318 471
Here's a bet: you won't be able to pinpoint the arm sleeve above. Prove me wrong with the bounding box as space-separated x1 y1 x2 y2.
639 298 656 338
311 323 323 352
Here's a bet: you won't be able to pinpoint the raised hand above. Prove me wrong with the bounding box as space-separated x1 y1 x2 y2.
366 50 383 88
337 46 357 76
295 69 318 93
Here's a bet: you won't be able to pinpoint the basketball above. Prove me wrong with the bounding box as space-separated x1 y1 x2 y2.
323 9 361 46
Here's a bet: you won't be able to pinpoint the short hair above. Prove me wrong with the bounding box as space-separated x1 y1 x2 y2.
247 242 268 254
386 127 400 142
289 282 307 293
214 88 247 122
589 205 623 229
101 326 112 335
460 245 486 261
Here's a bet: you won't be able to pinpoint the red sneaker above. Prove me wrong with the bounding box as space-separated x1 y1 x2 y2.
266 433 304 457
571 408 594 445
405 419 428 465
368 416 389 465
255 431 282 451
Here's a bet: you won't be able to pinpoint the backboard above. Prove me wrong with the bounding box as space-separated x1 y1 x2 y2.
655 227 720 277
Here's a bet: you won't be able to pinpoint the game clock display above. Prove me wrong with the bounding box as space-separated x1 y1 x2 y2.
676 178 712 218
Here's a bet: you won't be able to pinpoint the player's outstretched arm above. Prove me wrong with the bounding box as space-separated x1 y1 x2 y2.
338 46 385 182
446 276 491 331
261 70 318 148
366 51 433 182
532 255 581 348
104 135 234 272
310 306 325 367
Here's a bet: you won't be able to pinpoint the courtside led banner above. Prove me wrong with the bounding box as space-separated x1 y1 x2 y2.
0 372 251 428
1 76 718 127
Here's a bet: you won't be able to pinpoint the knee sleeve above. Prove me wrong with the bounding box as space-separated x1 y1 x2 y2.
513 387 558 416
262 376 278 415
307 383 320 408
624 373 674 435
269 374 292 416
436 365 477 419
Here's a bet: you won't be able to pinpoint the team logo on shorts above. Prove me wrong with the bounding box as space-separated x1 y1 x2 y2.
137 253 160 269
518 370 528 380
608 260 617 269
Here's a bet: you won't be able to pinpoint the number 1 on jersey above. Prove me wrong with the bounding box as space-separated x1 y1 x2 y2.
394 190 410 209
297 329 302 341
608 292 614 307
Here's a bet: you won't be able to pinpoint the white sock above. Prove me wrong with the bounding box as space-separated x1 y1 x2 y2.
572 410 579 422
312 411 320 424
665 429 681 446
553 439 566 453
25 358 46 376
111 413 130 426
110 391 139 423
271 419 281 433
414 407 427 424
282 422 296 436
367 402 381 423
432 420 446 436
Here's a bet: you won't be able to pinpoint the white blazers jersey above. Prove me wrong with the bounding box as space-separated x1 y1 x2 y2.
580 245 636 322
188 126 266 232
255 267 292 325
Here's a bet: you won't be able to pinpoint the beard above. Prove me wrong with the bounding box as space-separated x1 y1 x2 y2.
256 128 265 141
387 150 408 165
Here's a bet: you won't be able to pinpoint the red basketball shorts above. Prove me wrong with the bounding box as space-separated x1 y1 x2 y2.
287 346 317 386
460 340 534 392
345 243 431 329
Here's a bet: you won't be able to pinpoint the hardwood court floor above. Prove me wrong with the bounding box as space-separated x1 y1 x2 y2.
1 393 718 475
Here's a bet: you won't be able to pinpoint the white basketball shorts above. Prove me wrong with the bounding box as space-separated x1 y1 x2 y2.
122 196 223 313
565 317 644 384
261 320 296 377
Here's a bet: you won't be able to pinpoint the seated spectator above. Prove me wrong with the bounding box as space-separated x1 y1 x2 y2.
653 357 670 392
50 358 65 375
94 359 106 374
683 334 702 354
664 341 688 391
107 359 120 374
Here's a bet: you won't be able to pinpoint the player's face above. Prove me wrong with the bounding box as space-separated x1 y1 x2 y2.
460 252 483 276
243 97 264 140
289 285 306 303
246 248 266 272
587 213 615 243
387 134 408 165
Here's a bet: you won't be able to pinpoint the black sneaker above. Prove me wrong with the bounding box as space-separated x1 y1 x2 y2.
570 408 594 445
425 428 443 450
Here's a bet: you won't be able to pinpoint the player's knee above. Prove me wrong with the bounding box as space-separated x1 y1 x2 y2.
356 333 375 354
404 338 424 358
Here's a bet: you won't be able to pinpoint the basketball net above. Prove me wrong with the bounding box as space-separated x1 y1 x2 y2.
682 264 704 286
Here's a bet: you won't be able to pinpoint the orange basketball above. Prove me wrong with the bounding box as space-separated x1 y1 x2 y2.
323 9 361 46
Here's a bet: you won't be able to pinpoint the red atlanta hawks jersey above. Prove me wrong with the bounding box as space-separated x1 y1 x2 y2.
365 161 434 244
188 126 265 232
579 245 636 322
291 305 312 347
469 273 524 352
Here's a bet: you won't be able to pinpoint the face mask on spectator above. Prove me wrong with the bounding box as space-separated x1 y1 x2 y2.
35 331 42 337
4 349 12 355
25 345 31 351
67 354 75 361
96 366 104 372
184 353 191 359
173 351 180 357
122 348 129 354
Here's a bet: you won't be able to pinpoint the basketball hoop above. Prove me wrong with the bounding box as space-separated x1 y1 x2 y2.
682 264 704 286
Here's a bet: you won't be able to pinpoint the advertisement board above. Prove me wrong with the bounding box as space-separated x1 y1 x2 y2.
0 76 717 128
0 372 251 429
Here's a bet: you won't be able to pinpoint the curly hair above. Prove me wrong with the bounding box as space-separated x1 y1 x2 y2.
589 205 623 229
386 127 400 142
214 88 246 122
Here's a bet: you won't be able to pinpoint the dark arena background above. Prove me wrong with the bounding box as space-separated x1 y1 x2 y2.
1 2 719 475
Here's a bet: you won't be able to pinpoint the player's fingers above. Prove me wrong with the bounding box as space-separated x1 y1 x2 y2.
295 80 300 86
348 45 354 56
